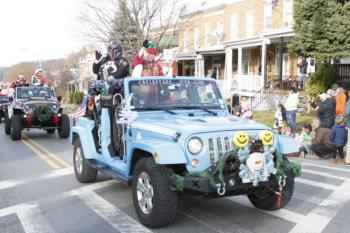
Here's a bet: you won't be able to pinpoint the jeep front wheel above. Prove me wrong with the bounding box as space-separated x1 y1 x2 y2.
58 114 70 138
73 139 97 183
11 115 22 140
132 157 178 228
247 170 294 211
4 113 11 135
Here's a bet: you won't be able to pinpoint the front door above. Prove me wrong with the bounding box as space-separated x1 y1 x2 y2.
213 58 221 79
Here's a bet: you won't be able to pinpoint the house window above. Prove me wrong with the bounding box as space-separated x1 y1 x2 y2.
205 23 211 46
284 0 293 27
246 11 254 37
264 0 272 30
242 50 251 75
194 28 200 49
216 21 224 44
183 31 189 50
230 14 238 40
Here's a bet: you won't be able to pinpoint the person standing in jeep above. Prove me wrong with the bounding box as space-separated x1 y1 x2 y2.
92 40 130 156
92 40 130 94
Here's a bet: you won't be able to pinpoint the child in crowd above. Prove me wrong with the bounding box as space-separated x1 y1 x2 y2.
296 124 314 157
241 105 253 120
331 115 348 164
273 104 287 134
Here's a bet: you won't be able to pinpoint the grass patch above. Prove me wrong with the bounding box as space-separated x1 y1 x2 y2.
254 110 316 131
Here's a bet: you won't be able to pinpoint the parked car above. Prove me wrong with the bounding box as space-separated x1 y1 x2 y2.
71 77 301 228
0 94 10 122
5 86 70 140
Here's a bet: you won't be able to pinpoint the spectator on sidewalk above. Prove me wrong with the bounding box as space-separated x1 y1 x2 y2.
331 115 347 164
310 119 336 159
317 93 336 129
285 87 299 135
335 87 346 116
297 124 314 156
273 104 287 134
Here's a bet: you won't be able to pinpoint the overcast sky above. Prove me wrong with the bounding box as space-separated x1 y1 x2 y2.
0 0 84 67
0 0 235 68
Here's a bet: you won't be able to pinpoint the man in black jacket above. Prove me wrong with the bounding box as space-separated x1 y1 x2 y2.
317 93 336 129
93 40 129 94
92 40 130 157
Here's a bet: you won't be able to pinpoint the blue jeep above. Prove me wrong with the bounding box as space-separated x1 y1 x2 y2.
71 77 301 228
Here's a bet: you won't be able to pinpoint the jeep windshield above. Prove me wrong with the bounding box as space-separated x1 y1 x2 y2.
128 79 223 111
16 87 55 100
0 95 9 103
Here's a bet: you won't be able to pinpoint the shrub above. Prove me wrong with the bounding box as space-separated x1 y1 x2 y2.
69 92 84 105
306 62 336 103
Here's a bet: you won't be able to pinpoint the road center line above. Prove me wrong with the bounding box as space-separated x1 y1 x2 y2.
21 138 61 170
288 181 350 233
22 134 71 168
0 167 73 191
17 204 55 233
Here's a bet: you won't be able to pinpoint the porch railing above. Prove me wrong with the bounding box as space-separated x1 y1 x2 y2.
266 75 304 91
234 75 264 92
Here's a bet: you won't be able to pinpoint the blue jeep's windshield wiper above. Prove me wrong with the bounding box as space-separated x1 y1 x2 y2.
172 106 218 116
137 107 177 115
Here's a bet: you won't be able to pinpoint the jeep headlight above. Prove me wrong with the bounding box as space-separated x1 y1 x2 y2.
188 137 203 155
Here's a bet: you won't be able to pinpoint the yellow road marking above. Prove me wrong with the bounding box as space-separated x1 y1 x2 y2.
21 139 61 170
22 135 72 168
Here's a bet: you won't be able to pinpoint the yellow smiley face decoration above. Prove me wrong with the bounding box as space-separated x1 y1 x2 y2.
260 130 273 146
233 131 249 148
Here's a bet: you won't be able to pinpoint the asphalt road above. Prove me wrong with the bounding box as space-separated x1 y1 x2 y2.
1 125 350 233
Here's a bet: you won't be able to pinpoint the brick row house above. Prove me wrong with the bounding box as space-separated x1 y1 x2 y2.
170 0 316 98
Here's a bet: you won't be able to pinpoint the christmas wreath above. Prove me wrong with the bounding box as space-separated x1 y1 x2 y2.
35 105 52 121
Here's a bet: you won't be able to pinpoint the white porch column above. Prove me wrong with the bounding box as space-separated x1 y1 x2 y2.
225 48 233 90
237 47 243 90
261 41 266 88
195 54 204 77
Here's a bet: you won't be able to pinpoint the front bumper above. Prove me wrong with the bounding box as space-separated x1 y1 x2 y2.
178 172 279 197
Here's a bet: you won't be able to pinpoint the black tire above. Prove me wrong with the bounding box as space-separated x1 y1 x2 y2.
46 129 55 134
73 139 98 183
132 157 178 228
247 170 294 211
58 114 70 138
4 113 11 135
10 115 22 140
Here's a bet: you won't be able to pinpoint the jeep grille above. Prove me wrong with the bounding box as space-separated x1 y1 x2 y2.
208 137 232 164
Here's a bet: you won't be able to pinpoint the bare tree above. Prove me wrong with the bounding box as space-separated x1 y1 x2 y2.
77 0 186 51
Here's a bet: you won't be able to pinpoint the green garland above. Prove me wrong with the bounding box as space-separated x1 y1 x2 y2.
171 147 301 192
35 106 52 121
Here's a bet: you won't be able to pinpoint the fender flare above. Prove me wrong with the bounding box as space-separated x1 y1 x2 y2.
131 140 187 164
70 125 97 159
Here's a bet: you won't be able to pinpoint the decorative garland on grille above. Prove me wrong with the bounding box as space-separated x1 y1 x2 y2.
171 138 301 192
35 106 52 121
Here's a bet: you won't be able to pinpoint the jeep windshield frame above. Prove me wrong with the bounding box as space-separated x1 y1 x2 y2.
15 87 55 100
127 78 224 112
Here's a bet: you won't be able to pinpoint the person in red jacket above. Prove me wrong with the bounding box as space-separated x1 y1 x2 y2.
131 40 163 77
335 87 346 116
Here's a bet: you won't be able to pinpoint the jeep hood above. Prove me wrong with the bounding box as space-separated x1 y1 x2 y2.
132 115 272 136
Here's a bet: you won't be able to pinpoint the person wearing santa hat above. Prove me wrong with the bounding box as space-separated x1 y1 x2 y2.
131 40 163 77
31 68 47 86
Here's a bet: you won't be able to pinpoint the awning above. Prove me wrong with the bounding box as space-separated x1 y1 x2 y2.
159 34 179 48
175 52 196 60
196 45 225 55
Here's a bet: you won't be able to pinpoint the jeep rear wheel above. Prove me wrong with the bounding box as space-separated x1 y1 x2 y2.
132 157 178 228
4 113 11 135
73 139 97 183
11 115 22 140
247 170 294 211
58 114 70 138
